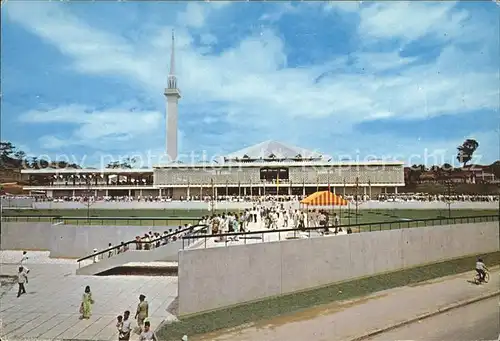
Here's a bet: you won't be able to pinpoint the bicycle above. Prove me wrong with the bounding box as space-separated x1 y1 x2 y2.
473 271 490 285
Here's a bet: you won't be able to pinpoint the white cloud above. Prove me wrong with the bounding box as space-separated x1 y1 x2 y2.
358 2 469 43
177 3 207 28
259 2 297 22
200 33 217 45
323 2 361 13
176 1 231 28
38 136 68 149
19 105 163 150
4 1 499 161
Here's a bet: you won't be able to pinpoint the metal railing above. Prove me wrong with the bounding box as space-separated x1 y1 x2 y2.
181 214 500 249
76 223 208 267
1 214 62 222
1 215 201 226
56 216 201 226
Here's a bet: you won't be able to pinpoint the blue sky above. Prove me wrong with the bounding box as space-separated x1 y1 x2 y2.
1 1 499 168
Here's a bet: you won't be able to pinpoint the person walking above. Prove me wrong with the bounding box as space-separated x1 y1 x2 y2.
80 285 94 319
135 294 149 333
118 310 132 340
17 266 28 298
20 251 30 273
138 321 157 341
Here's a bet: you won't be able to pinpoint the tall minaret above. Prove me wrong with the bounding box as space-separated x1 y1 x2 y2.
165 29 181 161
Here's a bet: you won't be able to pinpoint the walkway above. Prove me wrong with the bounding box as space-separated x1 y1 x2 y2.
365 297 499 341
191 269 499 341
0 251 177 340
191 209 347 249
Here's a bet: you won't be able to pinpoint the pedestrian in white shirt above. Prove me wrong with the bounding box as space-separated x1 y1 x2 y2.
20 251 30 273
118 310 132 340
17 266 28 298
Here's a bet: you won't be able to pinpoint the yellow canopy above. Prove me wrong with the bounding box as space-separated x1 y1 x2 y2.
300 191 349 206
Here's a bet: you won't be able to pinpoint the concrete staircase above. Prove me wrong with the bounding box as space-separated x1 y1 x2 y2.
76 240 183 275
76 224 209 276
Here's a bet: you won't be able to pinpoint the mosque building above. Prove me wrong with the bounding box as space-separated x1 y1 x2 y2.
22 31 405 199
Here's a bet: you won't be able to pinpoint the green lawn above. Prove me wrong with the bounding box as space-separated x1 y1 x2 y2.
1 208 498 227
156 251 500 341
1 208 212 226
335 209 499 232
2 208 212 217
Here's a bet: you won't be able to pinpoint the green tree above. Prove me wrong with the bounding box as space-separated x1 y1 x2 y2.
457 139 479 166
0 141 15 158
13 150 27 168
106 157 137 169
442 163 453 171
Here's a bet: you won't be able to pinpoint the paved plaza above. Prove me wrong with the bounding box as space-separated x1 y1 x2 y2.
0 252 177 341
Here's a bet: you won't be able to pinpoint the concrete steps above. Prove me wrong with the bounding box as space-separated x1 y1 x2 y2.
76 241 182 275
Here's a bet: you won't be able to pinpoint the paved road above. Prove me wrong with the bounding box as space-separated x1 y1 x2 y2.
192 270 500 341
367 297 500 341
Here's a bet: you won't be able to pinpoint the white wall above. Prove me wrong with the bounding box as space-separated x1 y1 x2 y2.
0 222 52 251
178 221 499 316
0 222 182 258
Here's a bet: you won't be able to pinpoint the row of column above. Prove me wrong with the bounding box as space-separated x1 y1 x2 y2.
180 185 396 197
64 186 397 198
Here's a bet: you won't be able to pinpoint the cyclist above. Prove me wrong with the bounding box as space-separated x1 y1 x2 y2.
476 257 489 282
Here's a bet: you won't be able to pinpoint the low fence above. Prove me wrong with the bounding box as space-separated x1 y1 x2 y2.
181 214 500 249
0 197 33 208
56 216 200 227
1 214 61 223
0 215 201 226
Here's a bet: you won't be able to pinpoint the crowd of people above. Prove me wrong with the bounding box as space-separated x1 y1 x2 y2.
92 225 197 263
92 203 352 258
27 194 301 203
375 193 498 202
92 203 353 258
81 287 161 340
4 192 498 204
197 203 350 241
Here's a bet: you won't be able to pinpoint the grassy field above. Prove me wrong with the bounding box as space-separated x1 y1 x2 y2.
336 209 499 232
2 208 211 217
1 208 498 227
1 208 211 226
156 251 500 341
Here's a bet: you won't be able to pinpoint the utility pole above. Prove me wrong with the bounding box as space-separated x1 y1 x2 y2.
84 178 94 223
344 178 350 225
443 168 454 219
446 179 453 219
210 178 215 213
355 176 360 225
